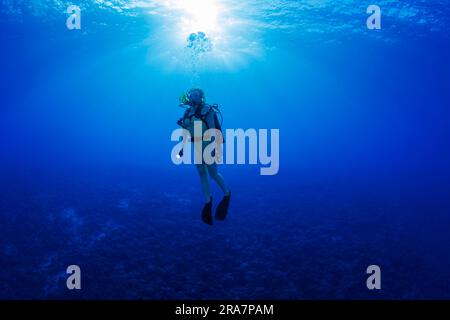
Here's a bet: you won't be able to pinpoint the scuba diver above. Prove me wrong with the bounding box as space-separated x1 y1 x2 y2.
177 88 231 225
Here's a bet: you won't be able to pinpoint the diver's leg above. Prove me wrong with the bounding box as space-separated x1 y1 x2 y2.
208 163 231 221
207 163 230 195
196 164 212 203
196 163 213 225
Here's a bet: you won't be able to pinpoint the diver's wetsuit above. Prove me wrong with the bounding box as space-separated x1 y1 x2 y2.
179 102 230 225
181 104 219 163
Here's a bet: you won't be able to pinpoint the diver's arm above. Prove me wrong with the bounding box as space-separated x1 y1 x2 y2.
178 123 190 157
177 108 192 156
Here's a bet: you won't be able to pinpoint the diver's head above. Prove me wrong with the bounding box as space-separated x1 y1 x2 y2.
187 88 205 106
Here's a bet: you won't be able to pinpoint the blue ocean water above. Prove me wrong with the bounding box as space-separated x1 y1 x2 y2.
1 0 450 299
